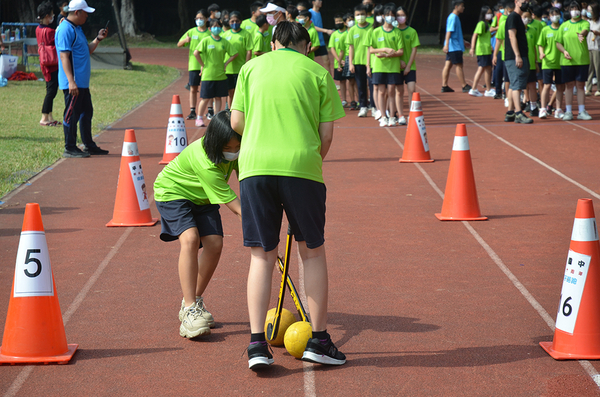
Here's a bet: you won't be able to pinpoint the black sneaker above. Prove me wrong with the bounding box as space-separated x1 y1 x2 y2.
441 86 455 93
184 83 190 91
247 341 273 370
462 84 472 93
186 111 196 120
63 148 90 158
530 107 539 117
504 112 516 122
515 112 533 124
207 107 214 120
301 335 346 365
493 93 502 99
84 146 109 155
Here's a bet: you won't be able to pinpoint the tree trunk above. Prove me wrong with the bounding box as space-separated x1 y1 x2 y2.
16 0 36 25
178 0 189 33
119 0 138 37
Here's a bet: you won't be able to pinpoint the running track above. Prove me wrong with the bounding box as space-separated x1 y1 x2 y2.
1 48 600 396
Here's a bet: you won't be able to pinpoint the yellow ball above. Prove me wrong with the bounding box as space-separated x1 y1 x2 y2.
284 321 313 359
264 308 297 346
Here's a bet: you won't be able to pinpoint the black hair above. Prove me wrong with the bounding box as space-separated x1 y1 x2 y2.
343 13 353 21
334 13 343 20
383 6 396 16
396 5 406 13
207 3 221 13
591 3 600 21
250 1 263 14
299 9 312 20
37 1 54 20
372 4 384 28
569 1 582 10
209 18 223 28
196 9 209 19
297 1 310 9
256 14 267 27
452 0 465 8
532 5 543 16
549 6 561 15
272 20 311 46
202 111 241 165
354 4 367 12
287 5 299 20
479 5 491 32
229 11 242 21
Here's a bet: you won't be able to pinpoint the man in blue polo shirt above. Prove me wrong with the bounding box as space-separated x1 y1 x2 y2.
441 0 471 93
56 0 108 158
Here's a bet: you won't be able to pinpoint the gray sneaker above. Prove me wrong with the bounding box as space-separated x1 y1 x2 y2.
515 112 533 124
577 110 592 120
562 111 574 121
179 297 215 328
179 303 211 338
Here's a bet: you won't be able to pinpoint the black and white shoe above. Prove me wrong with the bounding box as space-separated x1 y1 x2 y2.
186 111 197 120
206 107 214 120
247 341 274 370
302 335 346 365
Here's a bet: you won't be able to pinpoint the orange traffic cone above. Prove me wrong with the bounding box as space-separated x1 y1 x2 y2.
106 129 158 227
540 199 600 359
399 92 434 163
0 203 78 364
159 95 188 165
435 124 487 221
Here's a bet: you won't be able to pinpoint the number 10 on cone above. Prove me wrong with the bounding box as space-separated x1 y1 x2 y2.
555 250 591 334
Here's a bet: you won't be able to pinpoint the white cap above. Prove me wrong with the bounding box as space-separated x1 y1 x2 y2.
260 3 286 13
66 0 95 13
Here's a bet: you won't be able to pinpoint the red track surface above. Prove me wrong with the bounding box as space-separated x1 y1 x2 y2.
1 48 600 396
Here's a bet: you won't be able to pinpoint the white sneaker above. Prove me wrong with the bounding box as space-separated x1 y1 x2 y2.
577 110 592 120
369 107 376 117
374 109 382 120
593 77 598 85
504 98 509 108
469 88 483 97
397 116 407 125
379 117 388 127
179 297 215 327
388 117 397 127
539 108 548 119
562 111 573 121
341 100 348 107
179 303 211 338
484 89 495 97
554 109 565 119
358 107 368 117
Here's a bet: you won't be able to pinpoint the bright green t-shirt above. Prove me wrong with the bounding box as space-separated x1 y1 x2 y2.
231 48 345 183
307 25 321 60
474 21 492 56
241 19 259 36
222 29 252 74
346 23 373 65
369 26 403 73
399 26 420 71
179 27 211 71
366 16 374 25
153 136 238 206
328 29 348 68
496 14 507 60
525 25 538 70
528 19 543 62
196 35 235 81
252 30 271 58
537 25 561 70
556 19 591 66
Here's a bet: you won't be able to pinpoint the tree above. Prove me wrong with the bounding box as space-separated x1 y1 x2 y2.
117 0 138 37
178 0 190 33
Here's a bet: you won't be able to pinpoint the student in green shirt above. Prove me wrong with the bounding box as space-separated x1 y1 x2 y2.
396 6 421 113
177 9 210 120
230 21 346 370
492 5 511 103
194 19 238 127
523 10 540 117
469 6 495 97
538 8 565 118
222 11 252 106
251 15 270 58
329 13 353 106
241 1 263 36
154 111 242 339
556 1 592 120
347 4 373 117
367 6 404 127
297 10 321 60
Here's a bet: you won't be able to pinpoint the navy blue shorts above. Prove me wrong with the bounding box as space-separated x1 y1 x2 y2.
200 79 229 99
315 46 328 57
536 63 543 81
562 65 589 83
333 69 350 81
527 69 538 84
155 200 223 246
400 70 417 84
542 68 564 85
240 176 326 252
372 72 403 85
189 70 201 87
446 50 463 65
226 74 238 91
477 54 493 67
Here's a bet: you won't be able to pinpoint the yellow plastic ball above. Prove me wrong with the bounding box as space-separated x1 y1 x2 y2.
264 308 297 346
284 321 313 358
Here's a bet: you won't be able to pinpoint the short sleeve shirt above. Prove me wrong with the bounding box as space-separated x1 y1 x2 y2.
231 48 345 183
309 8 325 47
252 30 271 57
328 30 348 68
346 23 373 65
556 19 591 66
504 12 528 61
399 26 420 70
525 25 538 70
474 21 492 56
446 13 464 52
496 14 508 59
179 27 211 71
307 25 321 60
222 29 252 74
369 26 404 73
55 19 91 89
196 35 235 81
537 25 561 69
153 136 238 205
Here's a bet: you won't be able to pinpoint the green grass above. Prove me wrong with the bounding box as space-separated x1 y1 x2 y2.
0 62 180 200
101 34 180 48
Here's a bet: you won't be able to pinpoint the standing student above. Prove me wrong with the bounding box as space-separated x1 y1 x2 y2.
469 6 495 97
556 1 592 120
193 19 238 127
178 9 210 120
347 4 373 117
538 7 565 118
241 1 264 36
396 6 421 112
329 14 351 106
367 6 404 127
585 3 600 96
230 21 346 369
309 0 333 70
297 10 321 60
153 111 242 339
492 2 510 100
523 9 540 116
222 11 252 106
442 0 471 93
252 15 271 58
36 1 61 127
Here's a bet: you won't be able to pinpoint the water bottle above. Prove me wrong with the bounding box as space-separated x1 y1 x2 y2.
15 28 20 41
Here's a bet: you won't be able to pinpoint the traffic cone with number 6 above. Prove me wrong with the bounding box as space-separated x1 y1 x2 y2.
0 203 78 364
540 198 600 359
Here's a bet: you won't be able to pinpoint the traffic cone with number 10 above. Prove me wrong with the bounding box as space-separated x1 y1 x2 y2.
159 95 188 165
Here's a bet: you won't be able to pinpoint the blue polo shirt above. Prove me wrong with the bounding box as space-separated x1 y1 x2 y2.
309 8 325 48
446 13 464 52
55 19 91 89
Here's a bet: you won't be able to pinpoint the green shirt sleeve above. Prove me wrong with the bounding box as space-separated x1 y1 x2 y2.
190 161 238 205
319 72 345 123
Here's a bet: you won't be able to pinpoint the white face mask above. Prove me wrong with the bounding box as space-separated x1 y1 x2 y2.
376 15 383 23
571 10 581 18
214 11 221 19
550 15 560 23
485 13 493 21
522 18 530 25
49 15 55 24
196 19 205 27
347 20 355 28
355 15 366 24
384 16 394 24
223 151 239 161
391 20 398 27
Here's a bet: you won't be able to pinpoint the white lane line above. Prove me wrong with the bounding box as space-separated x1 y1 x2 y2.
297 251 317 397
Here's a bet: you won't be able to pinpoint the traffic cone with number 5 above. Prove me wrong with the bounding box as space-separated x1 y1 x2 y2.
540 198 600 359
0 203 78 364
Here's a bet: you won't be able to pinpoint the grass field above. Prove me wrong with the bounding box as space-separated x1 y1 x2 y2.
0 62 180 200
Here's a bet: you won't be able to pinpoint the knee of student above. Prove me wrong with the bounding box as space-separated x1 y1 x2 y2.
179 228 201 250
297 241 325 260
201 235 223 255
